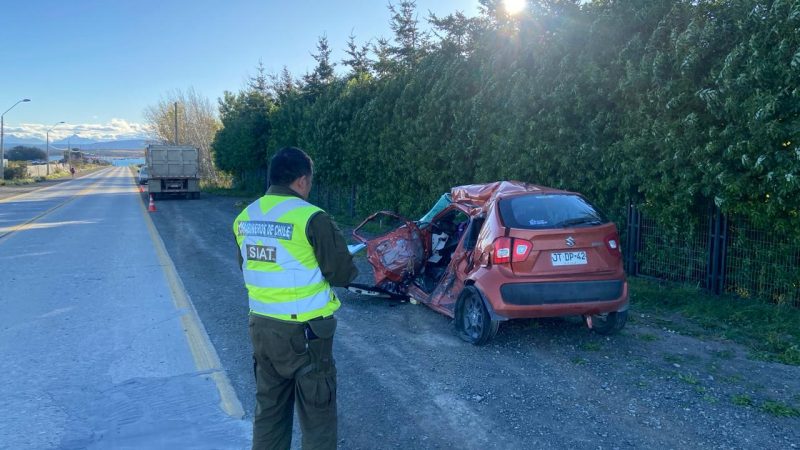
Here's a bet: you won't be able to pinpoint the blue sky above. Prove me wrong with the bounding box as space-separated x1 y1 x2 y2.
1 0 481 142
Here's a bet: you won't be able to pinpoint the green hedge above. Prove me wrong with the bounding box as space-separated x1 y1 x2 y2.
213 0 800 234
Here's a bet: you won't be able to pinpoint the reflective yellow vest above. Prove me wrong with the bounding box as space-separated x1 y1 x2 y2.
233 194 340 322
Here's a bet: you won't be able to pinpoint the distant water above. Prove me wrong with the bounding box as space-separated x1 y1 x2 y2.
110 158 145 166
46 156 145 167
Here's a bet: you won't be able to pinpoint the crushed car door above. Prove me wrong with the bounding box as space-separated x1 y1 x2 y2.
352 211 428 295
417 205 479 315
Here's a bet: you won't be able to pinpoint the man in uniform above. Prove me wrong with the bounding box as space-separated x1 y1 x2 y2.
233 147 358 449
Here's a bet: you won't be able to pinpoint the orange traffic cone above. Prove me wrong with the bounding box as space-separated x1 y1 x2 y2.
148 194 157 212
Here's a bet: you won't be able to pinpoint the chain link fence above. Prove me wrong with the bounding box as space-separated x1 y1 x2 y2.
724 216 800 306
625 204 800 307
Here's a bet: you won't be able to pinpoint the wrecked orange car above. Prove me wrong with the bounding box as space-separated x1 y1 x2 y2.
351 181 629 345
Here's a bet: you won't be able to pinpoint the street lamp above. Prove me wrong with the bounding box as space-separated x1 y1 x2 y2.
46 121 65 176
1 98 31 181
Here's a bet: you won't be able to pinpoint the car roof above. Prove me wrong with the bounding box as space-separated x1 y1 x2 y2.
450 181 573 209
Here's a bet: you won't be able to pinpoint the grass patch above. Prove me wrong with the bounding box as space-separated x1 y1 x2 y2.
637 333 659 342
760 400 800 418
713 349 735 359
663 353 683 364
721 374 744 384
677 373 700 385
731 394 754 407
201 185 261 199
630 278 800 366
571 356 588 365
0 178 35 186
651 317 675 328
580 342 602 352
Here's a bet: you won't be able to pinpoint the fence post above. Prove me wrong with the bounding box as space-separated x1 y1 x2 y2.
706 205 728 295
719 213 728 294
625 202 640 276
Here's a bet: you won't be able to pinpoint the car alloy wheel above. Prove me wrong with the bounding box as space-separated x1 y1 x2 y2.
456 286 499 346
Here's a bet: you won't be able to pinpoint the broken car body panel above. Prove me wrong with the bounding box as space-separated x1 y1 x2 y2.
352 181 629 338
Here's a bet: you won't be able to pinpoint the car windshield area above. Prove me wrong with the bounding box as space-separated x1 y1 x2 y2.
419 193 452 223
498 194 609 229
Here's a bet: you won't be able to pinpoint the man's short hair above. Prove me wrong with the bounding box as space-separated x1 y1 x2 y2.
268 147 313 186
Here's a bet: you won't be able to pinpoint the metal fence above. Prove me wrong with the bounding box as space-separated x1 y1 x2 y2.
309 184 357 222
625 204 800 307
724 215 800 305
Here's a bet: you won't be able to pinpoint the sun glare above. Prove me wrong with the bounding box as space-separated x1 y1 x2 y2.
503 0 527 15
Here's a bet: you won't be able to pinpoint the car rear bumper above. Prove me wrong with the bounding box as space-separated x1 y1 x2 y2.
482 278 629 319
501 280 623 305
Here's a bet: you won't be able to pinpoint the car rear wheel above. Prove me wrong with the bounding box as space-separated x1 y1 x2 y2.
590 310 627 335
455 286 499 346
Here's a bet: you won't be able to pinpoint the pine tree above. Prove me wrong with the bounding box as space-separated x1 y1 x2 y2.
303 35 336 93
342 33 372 77
388 1 428 69
248 59 270 96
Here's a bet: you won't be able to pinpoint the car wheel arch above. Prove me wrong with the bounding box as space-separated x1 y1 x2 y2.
462 280 508 322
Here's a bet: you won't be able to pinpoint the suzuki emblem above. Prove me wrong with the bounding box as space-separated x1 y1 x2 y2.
565 236 575 247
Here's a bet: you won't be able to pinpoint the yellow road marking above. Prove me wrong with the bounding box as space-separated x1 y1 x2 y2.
135 175 246 420
0 168 113 242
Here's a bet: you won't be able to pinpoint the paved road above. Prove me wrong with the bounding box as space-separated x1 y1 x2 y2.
149 192 800 450
0 167 104 202
0 168 250 449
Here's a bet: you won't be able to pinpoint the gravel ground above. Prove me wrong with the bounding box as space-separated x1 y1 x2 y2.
148 191 799 450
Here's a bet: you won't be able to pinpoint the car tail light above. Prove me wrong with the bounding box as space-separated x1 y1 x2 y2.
492 237 532 264
605 233 622 258
512 239 532 262
492 237 512 264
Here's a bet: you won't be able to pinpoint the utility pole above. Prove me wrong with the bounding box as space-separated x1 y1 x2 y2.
1 98 31 180
174 102 179 145
46 121 65 176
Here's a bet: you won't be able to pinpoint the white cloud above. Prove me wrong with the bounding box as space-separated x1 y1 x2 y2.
5 118 151 142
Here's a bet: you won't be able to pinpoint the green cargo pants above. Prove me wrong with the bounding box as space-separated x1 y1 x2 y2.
249 314 337 450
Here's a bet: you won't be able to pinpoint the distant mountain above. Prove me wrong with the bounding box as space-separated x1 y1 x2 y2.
2 134 149 151
2 135 45 146
81 139 148 150
54 134 96 145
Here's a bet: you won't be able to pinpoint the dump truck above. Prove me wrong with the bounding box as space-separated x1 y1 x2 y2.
145 145 200 199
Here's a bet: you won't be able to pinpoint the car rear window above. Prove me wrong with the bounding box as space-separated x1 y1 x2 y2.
498 194 609 229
